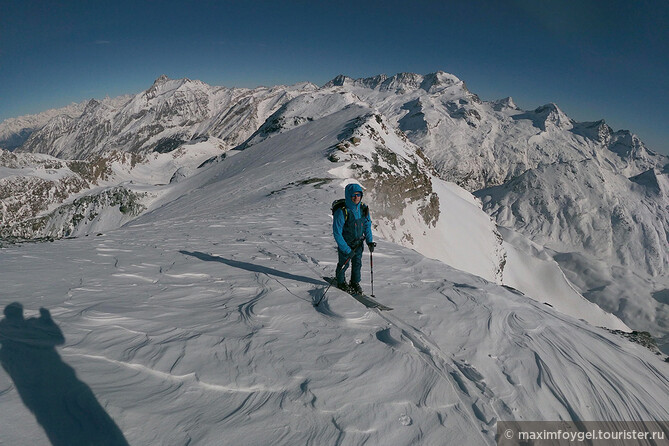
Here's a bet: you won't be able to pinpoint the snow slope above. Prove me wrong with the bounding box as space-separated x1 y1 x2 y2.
1 104 666 445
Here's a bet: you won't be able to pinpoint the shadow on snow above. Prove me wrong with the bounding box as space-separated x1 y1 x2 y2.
0 302 129 446
179 251 348 311
180 250 326 286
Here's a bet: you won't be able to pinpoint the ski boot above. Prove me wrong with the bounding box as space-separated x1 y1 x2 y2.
349 282 363 295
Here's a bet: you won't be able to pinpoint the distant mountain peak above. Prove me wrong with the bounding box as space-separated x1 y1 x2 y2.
323 74 389 89
534 102 564 115
420 71 462 92
571 119 612 143
144 75 197 100
146 75 172 99
83 98 102 114
324 71 465 94
154 74 170 84
323 74 354 88
492 97 519 111
380 72 423 92
532 103 574 130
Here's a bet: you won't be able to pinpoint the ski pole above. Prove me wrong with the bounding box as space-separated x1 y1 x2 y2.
315 253 354 307
370 248 374 297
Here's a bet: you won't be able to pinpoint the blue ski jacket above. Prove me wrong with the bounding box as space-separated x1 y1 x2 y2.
333 183 373 255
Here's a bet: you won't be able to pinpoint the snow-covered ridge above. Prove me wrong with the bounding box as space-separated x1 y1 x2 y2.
240 90 363 149
326 110 505 284
324 72 666 191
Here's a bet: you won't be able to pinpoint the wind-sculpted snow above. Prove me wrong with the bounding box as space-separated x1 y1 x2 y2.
2 105 667 445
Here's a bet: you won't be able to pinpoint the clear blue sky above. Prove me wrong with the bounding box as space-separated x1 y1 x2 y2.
1 0 668 154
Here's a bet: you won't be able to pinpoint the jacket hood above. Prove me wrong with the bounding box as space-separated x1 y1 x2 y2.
344 183 364 208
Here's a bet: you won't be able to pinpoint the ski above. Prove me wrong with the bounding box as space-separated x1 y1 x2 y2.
323 277 393 311
350 292 393 311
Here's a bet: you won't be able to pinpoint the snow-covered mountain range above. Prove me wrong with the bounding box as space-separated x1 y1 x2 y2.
13 76 316 159
1 72 668 444
3 71 666 349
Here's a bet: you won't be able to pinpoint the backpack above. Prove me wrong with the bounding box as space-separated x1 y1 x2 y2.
331 199 368 222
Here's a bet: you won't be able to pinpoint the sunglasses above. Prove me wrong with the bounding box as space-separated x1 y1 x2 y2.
352 193 363 198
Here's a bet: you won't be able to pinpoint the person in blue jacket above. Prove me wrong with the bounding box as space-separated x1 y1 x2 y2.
333 183 376 293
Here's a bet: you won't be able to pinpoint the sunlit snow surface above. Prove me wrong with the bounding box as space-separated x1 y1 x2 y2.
1 107 668 445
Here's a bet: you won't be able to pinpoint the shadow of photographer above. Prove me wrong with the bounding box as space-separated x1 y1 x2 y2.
0 302 129 446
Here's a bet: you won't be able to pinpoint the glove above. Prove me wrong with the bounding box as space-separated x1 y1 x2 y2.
367 242 376 252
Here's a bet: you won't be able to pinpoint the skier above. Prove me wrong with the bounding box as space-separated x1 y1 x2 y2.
332 183 376 294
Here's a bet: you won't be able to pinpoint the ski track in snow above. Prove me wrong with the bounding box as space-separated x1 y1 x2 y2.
1 107 668 445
